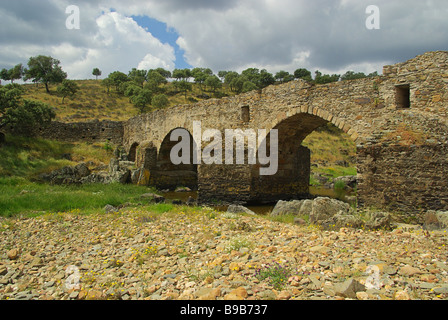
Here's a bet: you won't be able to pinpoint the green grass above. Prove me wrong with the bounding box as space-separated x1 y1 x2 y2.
254 262 294 290
0 177 157 217
0 134 114 179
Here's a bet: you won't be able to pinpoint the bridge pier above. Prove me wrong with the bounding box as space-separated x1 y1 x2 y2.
196 145 311 205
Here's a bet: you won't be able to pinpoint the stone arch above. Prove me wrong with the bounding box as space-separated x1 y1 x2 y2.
267 106 359 143
250 111 358 204
128 142 139 162
151 127 198 190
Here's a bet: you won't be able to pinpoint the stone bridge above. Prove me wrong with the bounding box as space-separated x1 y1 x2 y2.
121 51 448 218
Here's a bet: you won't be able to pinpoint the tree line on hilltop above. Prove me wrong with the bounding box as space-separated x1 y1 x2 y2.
0 54 379 135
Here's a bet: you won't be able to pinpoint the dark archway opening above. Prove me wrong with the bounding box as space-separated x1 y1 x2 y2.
152 128 198 191
251 113 357 206
128 142 139 162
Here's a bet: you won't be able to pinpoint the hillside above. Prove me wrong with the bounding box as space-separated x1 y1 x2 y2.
21 79 230 123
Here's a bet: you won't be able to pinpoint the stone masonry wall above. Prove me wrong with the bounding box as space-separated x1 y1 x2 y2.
35 120 124 145
357 143 448 222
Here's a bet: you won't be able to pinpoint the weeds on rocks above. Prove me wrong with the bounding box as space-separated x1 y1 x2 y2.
254 262 293 290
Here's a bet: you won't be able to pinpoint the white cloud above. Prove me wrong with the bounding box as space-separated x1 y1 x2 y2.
1 0 448 79
0 4 176 79
101 0 448 74
60 11 176 79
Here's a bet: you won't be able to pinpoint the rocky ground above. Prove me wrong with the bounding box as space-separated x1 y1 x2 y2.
0 206 447 300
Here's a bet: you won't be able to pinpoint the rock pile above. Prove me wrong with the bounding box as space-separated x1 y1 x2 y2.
270 197 391 231
0 206 447 300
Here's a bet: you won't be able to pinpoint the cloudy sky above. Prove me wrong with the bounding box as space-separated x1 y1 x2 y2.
1 0 447 80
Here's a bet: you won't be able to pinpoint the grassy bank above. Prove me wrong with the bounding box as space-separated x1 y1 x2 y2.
302 123 357 186
0 177 160 217
0 134 114 179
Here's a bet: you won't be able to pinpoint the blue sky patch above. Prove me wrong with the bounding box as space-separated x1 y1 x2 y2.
131 15 192 70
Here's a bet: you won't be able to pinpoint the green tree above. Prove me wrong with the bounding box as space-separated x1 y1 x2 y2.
242 81 258 93
152 94 169 109
241 68 275 89
101 78 112 94
230 75 246 94
92 68 102 80
9 64 25 83
192 68 212 93
314 70 340 84
153 68 171 79
123 83 142 102
107 71 129 91
57 79 79 103
131 89 152 114
0 84 55 134
146 70 168 93
275 70 294 83
172 69 191 81
224 71 239 92
128 68 147 87
24 55 67 93
341 71 367 81
205 75 222 92
173 80 192 99
217 71 229 81
258 69 275 88
294 68 312 81
0 68 11 83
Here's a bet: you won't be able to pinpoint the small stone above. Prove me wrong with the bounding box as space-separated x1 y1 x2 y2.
30 257 44 267
309 245 330 254
433 286 448 294
7 249 19 260
356 291 369 300
395 290 410 300
103 204 118 214
0 266 7 276
399 265 422 276
229 262 240 272
197 288 221 300
85 290 104 300
230 287 248 299
334 278 366 299
277 291 291 300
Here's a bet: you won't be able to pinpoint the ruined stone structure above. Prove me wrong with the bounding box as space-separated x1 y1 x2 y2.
36 120 124 145
30 51 448 219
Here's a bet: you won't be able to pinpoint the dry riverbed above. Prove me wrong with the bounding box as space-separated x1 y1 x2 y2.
1 206 447 300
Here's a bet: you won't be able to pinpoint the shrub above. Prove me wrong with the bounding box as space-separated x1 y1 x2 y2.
254 262 293 290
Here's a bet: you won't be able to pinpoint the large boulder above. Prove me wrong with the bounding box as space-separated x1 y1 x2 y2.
227 205 256 216
423 210 448 230
322 212 364 229
140 193 165 203
39 163 90 185
365 211 392 230
74 163 91 179
270 199 313 217
271 197 364 230
131 167 150 186
309 197 353 224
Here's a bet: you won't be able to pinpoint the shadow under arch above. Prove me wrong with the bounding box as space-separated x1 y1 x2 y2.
128 142 139 162
251 112 356 204
151 127 198 191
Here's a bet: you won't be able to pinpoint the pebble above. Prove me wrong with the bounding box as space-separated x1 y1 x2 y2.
0 208 447 300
